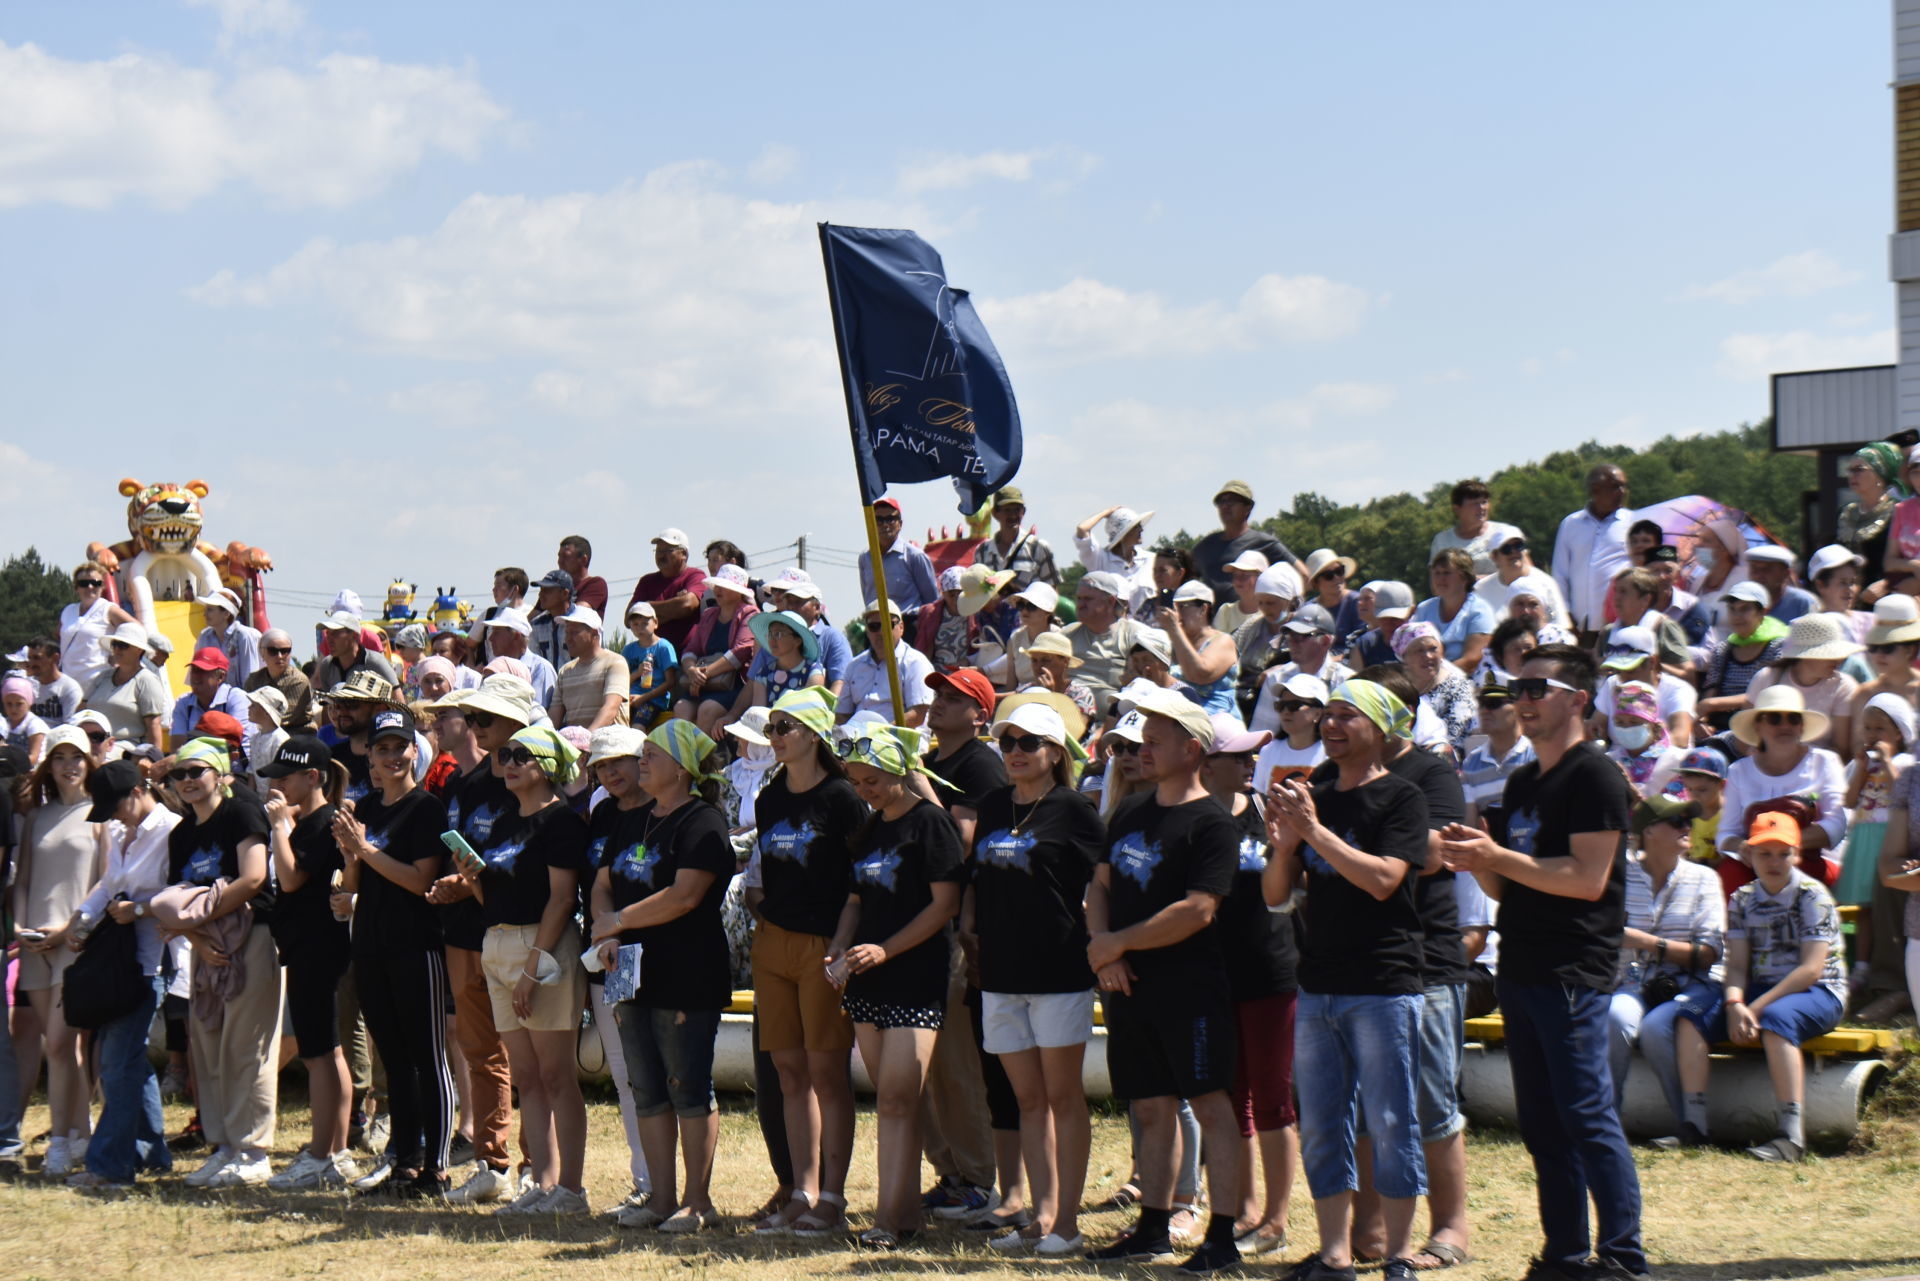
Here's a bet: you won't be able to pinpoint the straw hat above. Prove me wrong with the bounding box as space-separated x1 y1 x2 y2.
1730 684 1830 746
1020 630 1083 668
461 674 538 727
1779 613 1862 663
1865 593 1920 646
324 670 399 706
995 689 1087 742
1303 548 1359 583
957 564 1016 617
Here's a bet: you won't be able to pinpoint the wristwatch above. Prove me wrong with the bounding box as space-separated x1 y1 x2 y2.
133 903 147 918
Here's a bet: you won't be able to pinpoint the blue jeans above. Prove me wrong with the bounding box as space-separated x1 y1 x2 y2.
614 1004 721 1118
0 965 21 1160
1628 977 1723 1128
89 974 170 1182
1500 978 1645 1276
1294 990 1427 1201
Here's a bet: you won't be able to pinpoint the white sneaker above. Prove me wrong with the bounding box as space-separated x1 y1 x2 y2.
492 1183 551 1216
352 1157 395 1193
67 1135 90 1168
539 1186 590 1216
43 1137 73 1178
1035 1232 1085 1258
314 1151 358 1189
447 1163 510 1205
267 1151 323 1191
209 1150 271 1188
184 1146 235 1188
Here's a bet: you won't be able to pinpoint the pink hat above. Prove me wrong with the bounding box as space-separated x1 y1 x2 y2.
1207 712 1272 755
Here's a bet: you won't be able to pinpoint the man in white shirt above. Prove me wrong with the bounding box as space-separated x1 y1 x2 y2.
481 608 559 709
1551 464 1634 635
192 587 262 689
840 600 935 727
1431 479 1524 577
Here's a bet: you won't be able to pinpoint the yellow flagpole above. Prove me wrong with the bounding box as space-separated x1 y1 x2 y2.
861 503 908 725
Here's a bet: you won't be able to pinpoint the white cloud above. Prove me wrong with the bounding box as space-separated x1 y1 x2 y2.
980 271 1371 364
1716 328 1895 381
746 144 801 184
385 379 497 423
1681 250 1863 304
0 39 506 209
897 147 1098 195
184 0 304 50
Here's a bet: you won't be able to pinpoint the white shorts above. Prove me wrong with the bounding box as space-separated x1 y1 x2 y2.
981 989 1097 1055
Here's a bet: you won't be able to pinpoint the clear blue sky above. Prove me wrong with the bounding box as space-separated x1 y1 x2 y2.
0 1 1895 635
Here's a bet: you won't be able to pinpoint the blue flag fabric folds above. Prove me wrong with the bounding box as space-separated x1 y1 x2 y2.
819 223 1022 513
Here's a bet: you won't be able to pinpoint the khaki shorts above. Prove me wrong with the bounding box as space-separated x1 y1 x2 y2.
482 923 585 1034
752 920 853 1054
14 945 76 993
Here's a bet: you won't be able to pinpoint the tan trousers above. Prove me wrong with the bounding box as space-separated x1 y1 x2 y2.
189 926 284 1154
920 949 995 1189
447 945 514 1169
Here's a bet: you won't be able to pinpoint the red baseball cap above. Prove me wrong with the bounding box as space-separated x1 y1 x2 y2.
873 496 902 513
188 646 230 672
930 668 997 718
195 710 245 752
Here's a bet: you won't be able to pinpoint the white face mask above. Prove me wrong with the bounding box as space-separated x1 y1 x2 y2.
1613 723 1655 752
1694 548 1715 572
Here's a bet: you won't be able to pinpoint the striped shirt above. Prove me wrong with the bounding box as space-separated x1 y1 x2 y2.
1618 855 1725 991
1459 737 1535 823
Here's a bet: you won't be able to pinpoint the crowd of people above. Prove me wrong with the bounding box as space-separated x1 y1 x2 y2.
3 460 1919 1281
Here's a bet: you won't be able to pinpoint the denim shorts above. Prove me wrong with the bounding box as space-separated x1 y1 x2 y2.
1413 982 1466 1144
1294 990 1428 1201
1708 985 1843 1046
613 1004 722 1118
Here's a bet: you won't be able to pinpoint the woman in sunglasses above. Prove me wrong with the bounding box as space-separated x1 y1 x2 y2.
745 686 864 1236
82 622 168 747
1715 686 1848 893
1743 613 1861 753
59 562 135 692
1092 710 1149 819
969 702 1102 1257
162 736 280 1188
455 725 593 1215
824 722 964 1248
587 722 735 1234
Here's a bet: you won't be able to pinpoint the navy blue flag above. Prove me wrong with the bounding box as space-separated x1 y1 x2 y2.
819 223 1022 513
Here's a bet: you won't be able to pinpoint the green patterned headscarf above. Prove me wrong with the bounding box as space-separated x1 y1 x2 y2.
1330 679 1413 740
1855 441 1904 488
176 736 236 796
838 722 929 777
770 686 838 741
646 721 720 786
508 725 581 786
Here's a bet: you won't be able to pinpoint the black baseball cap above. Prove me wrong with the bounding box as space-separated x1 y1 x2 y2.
257 735 334 779
1649 544 1680 564
534 569 574 593
368 708 416 744
85 758 144 822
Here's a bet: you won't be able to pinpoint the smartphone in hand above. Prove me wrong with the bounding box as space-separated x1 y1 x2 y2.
440 830 485 874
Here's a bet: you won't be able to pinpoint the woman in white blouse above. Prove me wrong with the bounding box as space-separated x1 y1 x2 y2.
1716 686 1848 884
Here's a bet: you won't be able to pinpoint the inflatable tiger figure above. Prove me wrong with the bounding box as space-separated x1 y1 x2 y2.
86 478 274 636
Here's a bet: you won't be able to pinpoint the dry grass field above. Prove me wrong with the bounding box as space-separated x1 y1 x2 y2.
1 1082 1917 1281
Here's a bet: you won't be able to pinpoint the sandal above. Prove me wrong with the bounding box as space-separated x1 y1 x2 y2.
753 1191 813 1235
791 1191 848 1237
1169 1201 1204 1244
1409 1241 1471 1270
1100 1182 1142 1211
857 1225 917 1249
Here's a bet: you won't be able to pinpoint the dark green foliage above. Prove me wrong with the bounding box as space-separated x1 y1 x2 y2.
1263 421 1812 586
0 547 74 659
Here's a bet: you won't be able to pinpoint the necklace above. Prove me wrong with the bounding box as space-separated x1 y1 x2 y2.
1010 789 1048 835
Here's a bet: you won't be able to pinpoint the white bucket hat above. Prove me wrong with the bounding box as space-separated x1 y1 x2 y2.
1780 613 1862 663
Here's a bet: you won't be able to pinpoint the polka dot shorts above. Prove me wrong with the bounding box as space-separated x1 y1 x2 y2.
842 995 945 1031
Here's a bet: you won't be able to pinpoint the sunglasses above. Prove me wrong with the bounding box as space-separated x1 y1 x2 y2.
766 718 803 738
1498 543 1527 556
874 516 902 527
1476 697 1513 711
167 765 214 784
1868 643 1909 656
465 711 497 729
263 645 292 657
85 730 111 744
1757 712 1802 726
997 732 1046 754
864 620 898 631
1107 739 1141 756
1276 700 1321 713
499 744 540 766
1317 566 1347 579
1509 676 1577 700
74 579 104 589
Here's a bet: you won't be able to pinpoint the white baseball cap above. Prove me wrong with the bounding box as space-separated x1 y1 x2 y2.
652 528 691 550
482 607 532 636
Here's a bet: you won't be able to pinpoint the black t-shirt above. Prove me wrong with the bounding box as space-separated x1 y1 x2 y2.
169 794 275 918
1193 529 1297 599
441 763 511 951
475 800 591 928
972 784 1105 994
754 772 868 938
1388 747 1469 989
926 738 1009 815
845 799 966 1008
1102 793 1238 983
1296 771 1428 996
1492 741 1632 991
338 740 374 807
1216 796 1298 1001
351 789 447 955
272 805 349 960
599 798 736 1010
